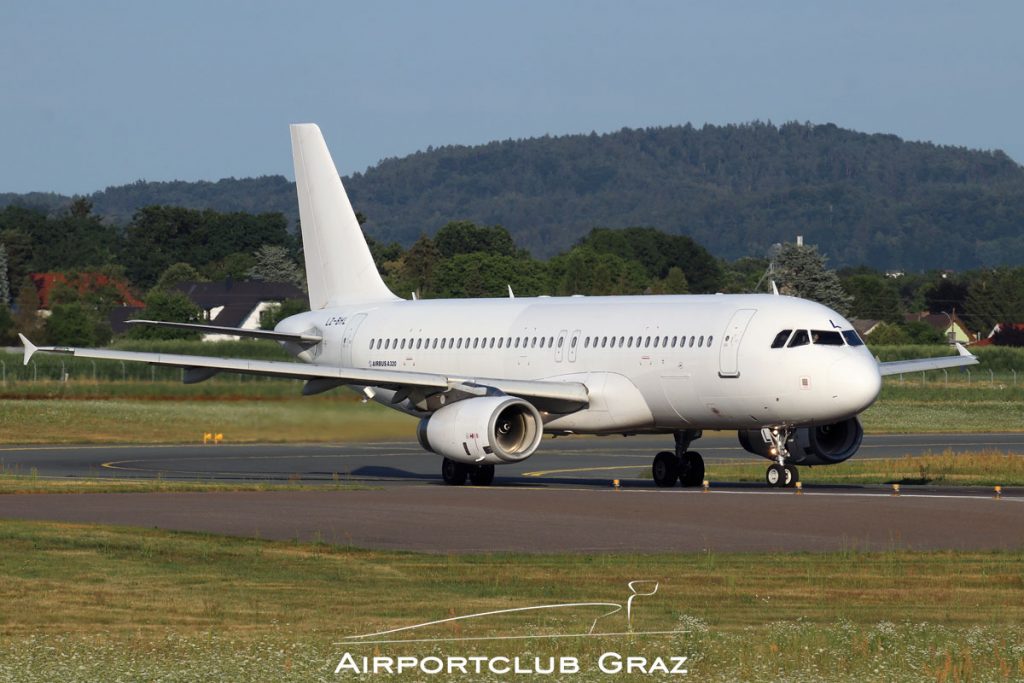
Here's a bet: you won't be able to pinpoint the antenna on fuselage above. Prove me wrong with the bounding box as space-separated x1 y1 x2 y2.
507 285 515 299
771 280 779 296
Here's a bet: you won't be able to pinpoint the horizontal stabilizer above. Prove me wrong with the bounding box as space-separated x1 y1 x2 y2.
127 320 322 344
878 343 979 376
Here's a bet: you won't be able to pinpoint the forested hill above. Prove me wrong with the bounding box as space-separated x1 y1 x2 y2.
5 122 1024 270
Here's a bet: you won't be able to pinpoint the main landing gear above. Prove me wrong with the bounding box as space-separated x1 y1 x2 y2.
652 429 705 488
763 427 799 488
441 458 495 486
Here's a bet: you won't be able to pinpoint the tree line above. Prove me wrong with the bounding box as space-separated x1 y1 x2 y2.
1 198 1023 348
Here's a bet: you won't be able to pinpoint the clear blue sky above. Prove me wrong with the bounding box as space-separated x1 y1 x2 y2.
2 0 1022 195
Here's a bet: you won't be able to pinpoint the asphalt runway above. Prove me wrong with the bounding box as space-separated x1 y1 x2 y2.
0 433 1021 553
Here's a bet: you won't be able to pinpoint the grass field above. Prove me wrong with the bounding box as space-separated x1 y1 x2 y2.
0 395 414 444
0 374 1019 445
0 521 1020 681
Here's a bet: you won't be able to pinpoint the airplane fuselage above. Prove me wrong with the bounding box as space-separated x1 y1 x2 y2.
277 292 882 434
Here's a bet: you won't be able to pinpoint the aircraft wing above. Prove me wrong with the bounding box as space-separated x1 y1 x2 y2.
126 320 322 344
18 335 588 413
877 343 979 376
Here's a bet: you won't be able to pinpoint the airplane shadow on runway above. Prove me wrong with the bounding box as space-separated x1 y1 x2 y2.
345 466 892 491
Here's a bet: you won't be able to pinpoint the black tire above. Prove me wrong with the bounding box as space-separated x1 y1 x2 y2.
441 458 468 485
679 451 705 487
468 464 495 486
652 451 679 487
784 464 799 487
765 463 786 487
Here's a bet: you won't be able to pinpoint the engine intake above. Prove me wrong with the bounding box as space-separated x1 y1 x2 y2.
738 417 863 466
417 396 544 465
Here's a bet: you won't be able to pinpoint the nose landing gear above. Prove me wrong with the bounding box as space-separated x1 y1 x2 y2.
652 430 705 488
764 427 799 488
765 462 799 487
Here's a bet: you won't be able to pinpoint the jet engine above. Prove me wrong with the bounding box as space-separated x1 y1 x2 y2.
738 417 863 466
417 396 544 465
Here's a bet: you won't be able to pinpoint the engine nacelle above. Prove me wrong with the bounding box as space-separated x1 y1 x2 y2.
417 396 544 465
738 417 864 466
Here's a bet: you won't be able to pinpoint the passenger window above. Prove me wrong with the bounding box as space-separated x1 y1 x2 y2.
653 337 660 348
788 330 810 347
490 338 496 348
384 339 390 350
457 338 463 349
416 339 422 349
698 335 704 347
571 336 578 348
601 337 607 348
539 337 546 348
549 336 554 347
689 336 696 347
515 338 521 349
558 336 564 348
842 330 864 346
771 330 792 348
618 336 625 347
584 337 591 348
707 336 713 347
811 330 844 346
531 337 537 348
628 337 634 347
497 338 503 349
671 336 677 347
645 336 651 348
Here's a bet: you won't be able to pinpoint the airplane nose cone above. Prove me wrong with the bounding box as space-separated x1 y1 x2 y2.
828 354 882 415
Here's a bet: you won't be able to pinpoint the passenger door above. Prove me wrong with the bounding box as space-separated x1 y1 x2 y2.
718 309 756 378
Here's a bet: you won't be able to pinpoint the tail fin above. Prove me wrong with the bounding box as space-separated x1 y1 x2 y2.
290 124 398 309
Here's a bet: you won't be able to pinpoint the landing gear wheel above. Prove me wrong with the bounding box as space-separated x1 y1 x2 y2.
468 464 495 486
784 464 799 487
679 451 705 487
652 451 680 487
441 458 468 485
766 463 792 488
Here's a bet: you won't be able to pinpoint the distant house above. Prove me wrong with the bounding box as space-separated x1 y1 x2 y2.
30 272 143 310
174 279 305 341
974 322 1024 348
904 311 974 344
849 319 882 338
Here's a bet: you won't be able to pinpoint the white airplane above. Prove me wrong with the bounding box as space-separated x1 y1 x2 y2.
20 124 979 488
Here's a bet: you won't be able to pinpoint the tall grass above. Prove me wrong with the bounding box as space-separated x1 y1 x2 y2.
0 521 1020 681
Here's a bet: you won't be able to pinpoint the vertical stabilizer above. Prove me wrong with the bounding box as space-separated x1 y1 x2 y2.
290 124 398 309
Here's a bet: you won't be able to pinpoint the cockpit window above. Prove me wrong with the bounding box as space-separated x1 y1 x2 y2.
811 330 844 346
787 330 810 347
771 330 792 348
842 330 864 346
